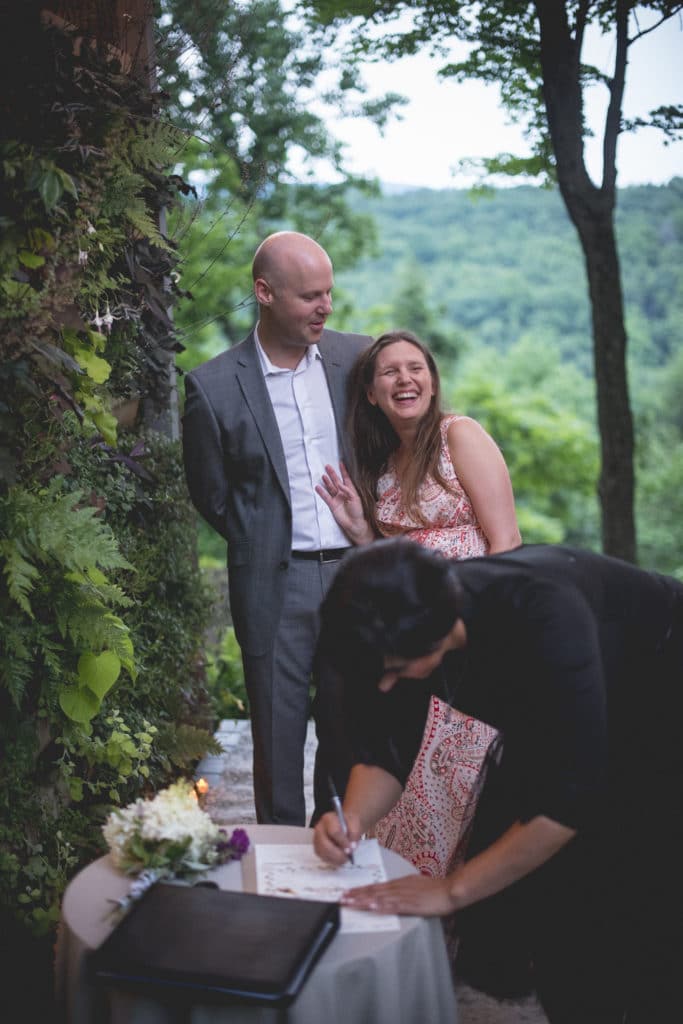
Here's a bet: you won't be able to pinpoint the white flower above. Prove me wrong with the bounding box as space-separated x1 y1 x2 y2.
90 308 104 331
101 303 115 332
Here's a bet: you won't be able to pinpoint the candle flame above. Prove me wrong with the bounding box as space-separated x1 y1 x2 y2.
195 777 209 796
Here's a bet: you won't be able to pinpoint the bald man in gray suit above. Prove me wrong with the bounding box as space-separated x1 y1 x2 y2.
182 232 371 824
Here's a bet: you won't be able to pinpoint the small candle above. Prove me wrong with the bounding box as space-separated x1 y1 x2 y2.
195 778 209 806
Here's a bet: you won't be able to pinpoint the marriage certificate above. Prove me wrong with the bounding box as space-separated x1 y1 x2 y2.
254 838 400 933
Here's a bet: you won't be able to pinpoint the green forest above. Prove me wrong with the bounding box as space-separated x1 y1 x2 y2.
334 183 683 374
179 179 683 577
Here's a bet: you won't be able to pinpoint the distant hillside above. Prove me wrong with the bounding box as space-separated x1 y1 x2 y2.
335 180 683 374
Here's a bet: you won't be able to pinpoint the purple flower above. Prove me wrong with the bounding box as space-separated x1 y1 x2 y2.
229 828 250 856
215 827 250 862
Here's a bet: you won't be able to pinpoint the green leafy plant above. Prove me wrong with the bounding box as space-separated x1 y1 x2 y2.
56 708 157 804
1 478 135 721
205 626 249 721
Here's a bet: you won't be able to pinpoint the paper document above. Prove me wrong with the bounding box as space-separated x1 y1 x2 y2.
255 838 400 933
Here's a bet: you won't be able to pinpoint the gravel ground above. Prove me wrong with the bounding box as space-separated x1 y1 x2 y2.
195 719 549 1024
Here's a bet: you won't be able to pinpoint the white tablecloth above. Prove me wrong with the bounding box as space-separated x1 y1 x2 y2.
56 824 458 1024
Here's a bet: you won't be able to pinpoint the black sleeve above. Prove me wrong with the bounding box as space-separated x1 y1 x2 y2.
346 679 433 787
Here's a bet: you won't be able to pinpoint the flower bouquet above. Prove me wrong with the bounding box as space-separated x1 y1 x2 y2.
102 780 249 912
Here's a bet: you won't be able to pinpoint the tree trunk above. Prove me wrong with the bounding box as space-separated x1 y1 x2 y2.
571 203 636 562
536 0 636 561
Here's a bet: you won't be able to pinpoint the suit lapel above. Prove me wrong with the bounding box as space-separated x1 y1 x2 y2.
319 333 351 463
235 334 291 503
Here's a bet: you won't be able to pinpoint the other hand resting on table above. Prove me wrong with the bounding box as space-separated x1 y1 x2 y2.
313 764 575 920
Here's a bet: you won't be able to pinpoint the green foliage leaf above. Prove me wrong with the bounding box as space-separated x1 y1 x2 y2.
68 776 84 801
92 409 118 446
77 650 121 698
18 250 45 269
37 168 63 211
59 686 100 723
72 345 111 384
86 330 107 353
205 624 249 719
56 167 78 198
26 227 55 251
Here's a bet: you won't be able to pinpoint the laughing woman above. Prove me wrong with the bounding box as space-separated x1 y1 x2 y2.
316 330 522 557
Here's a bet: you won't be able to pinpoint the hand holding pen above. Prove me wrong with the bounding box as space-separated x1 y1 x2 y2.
328 775 355 865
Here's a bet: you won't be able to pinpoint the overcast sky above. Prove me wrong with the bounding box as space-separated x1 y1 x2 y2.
299 12 683 190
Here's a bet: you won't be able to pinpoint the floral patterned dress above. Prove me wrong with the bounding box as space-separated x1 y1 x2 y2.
375 414 489 557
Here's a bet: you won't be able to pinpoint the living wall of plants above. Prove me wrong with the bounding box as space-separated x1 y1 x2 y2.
0 9 219 955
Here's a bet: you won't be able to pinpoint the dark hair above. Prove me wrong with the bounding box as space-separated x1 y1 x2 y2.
317 538 462 687
348 331 454 532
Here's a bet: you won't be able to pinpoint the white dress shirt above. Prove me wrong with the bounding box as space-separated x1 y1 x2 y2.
255 331 350 551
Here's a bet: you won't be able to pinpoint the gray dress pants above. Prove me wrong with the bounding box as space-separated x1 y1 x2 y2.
241 555 348 825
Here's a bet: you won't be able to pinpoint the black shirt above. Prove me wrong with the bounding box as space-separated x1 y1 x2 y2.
350 544 683 833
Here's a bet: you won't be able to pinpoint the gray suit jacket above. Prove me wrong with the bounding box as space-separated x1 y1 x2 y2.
182 328 371 656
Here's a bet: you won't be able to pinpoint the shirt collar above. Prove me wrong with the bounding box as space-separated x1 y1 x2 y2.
254 326 321 374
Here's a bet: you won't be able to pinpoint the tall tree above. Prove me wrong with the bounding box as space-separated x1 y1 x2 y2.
303 0 683 561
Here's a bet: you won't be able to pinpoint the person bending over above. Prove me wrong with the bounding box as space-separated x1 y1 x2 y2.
313 539 682 1024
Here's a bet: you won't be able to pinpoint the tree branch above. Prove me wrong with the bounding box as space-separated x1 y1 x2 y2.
629 6 683 45
602 0 629 193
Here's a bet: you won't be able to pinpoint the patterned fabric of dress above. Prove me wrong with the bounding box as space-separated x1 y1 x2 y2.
369 696 501 964
375 414 489 558
370 696 501 879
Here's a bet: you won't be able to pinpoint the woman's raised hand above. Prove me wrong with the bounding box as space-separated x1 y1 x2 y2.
315 462 375 545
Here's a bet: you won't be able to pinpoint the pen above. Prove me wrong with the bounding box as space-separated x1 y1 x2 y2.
328 774 355 865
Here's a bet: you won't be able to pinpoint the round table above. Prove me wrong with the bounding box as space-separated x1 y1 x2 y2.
56 825 458 1024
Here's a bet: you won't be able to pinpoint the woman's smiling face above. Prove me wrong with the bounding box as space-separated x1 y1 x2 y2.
367 340 435 427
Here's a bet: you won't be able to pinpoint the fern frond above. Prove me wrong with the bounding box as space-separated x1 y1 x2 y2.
1 542 39 616
33 494 132 574
0 654 33 708
4 482 133 578
0 626 33 707
101 613 135 677
64 569 134 610
53 593 129 655
126 120 185 171
38 635 68 680
156 723 223 768
125 198 173 251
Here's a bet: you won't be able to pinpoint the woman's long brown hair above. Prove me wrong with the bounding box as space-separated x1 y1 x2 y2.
349 331 455 533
